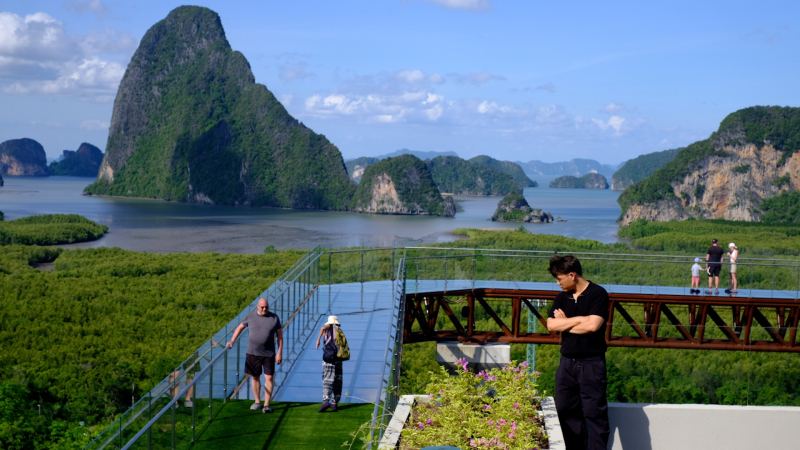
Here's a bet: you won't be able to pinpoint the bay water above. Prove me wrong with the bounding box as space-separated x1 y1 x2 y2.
0 176 624 253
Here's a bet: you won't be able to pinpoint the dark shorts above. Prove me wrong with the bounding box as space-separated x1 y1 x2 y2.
245 353 275 377
708 264 721 277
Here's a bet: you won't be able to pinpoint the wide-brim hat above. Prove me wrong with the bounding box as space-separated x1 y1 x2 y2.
326 315 340 326
729 243 737 248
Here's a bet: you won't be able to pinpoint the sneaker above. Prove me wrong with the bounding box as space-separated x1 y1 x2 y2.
715 289 719 294
263 405 273 414
729 289 738 293
318 401 331 413
705 289 712 294
250 402 261 411
329 404 338 412
184 400 193 408
724 289 732 293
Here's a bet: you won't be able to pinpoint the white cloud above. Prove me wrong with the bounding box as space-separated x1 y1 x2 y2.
79 118 109 130
0 12 135 101
452 70 506 86
424 0 491 11
63 0 109 16
592 115 626 134
279 61 313 81
601 102 626 114
536 82 555 93
304 88 448 124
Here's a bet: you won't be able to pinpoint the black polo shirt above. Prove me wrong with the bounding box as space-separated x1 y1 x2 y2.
548 281 609 358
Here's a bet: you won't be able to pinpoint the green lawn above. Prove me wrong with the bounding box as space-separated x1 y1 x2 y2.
191 401 375 450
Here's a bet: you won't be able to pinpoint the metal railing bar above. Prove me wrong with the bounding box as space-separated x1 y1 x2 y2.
120 346 231 450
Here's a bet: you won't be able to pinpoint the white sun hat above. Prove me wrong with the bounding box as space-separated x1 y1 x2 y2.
326 315 340 326
728 243 737 248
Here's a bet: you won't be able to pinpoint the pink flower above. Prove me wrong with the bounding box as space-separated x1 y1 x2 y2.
499 418 506 425
520 361 529 367
514 402 519 408
429 393 434 398
426 418 433 425
470 440 477 448
483 404 492 410
509 432 516 439
512 421 517 431
418 423 424 429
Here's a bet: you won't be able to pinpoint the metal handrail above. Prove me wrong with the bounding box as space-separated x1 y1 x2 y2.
120 346 231 450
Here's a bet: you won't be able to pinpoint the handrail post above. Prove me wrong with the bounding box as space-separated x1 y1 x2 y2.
147 394 152 450
209 362 214 422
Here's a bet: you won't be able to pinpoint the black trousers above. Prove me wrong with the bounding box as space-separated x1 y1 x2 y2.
555 355 610 450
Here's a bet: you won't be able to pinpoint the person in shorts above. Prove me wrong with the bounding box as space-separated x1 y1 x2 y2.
726 243 739 293
705 238 724 294
227 298 283 413
690 257 702 294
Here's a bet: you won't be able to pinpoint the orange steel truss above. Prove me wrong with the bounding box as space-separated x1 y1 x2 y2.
403 288 800 352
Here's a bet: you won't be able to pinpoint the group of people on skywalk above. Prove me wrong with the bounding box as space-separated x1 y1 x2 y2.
690 238 739 295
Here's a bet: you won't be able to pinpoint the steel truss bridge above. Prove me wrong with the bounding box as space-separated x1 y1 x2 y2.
403 284 800 352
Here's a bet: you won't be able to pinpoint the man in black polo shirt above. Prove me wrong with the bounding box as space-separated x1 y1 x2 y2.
547 255 610 450
705 238 725 295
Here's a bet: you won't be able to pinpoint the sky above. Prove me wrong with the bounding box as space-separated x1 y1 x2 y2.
0 0 798 165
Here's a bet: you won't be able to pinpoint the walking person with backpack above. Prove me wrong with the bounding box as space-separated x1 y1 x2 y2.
315 315 350 412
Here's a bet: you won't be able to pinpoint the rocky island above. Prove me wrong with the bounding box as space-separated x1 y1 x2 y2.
549 173 608 189
49 143 104 177
491 192 553 223
0 138 49 176
426 155 527 195
350 155 455 216
618 106 800 225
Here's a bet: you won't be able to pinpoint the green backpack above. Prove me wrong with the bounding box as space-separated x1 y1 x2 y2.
334 327 350 361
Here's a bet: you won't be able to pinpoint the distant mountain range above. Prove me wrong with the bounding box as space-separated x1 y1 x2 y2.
516 158 620 179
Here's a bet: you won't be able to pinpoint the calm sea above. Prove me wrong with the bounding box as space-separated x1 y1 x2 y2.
0 176 624 253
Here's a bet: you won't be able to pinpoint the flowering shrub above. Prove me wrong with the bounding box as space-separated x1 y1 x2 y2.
401 359 547 450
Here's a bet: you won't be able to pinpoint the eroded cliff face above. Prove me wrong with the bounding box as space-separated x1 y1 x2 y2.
353 172 455 215
0 138 49 176
620 144 800 226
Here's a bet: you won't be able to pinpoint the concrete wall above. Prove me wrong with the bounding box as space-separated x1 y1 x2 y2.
436 343 511 373
608 402 800 450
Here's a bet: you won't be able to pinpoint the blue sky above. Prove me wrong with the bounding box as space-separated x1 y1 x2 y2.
0 0 797 164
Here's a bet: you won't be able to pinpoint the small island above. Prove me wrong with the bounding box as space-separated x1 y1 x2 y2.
491 192 553 223
549 173 608 189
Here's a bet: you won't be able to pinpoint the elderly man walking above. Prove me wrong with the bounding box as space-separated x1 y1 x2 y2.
227 298 283 413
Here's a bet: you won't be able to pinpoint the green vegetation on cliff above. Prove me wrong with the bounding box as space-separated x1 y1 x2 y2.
426 155 523 195
0 214 107 246
84 6 355 209
618 106 800 217
350 155 454 216
612 148 680 190
759 191 800 224
549 172 608 189
48 143 104 177
468 155 538 187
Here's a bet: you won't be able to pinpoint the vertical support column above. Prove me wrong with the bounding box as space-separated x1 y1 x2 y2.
223 348 228 404
467 294 474 336
527 300 537 374
209 362 214 423
512 297 521 337
328 252 332 314
147 394 152 450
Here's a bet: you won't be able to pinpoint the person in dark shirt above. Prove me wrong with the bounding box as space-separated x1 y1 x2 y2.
547 254 610 450
706 238 725 294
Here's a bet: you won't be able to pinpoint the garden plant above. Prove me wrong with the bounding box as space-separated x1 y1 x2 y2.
401 359 547 450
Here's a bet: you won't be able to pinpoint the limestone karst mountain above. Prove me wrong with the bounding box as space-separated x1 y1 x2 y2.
618 106 800 225
49 143 104 177
84 6 356 209
350 155 455 216
0 138 49 176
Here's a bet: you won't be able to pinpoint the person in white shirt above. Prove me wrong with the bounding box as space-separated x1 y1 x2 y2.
726 243 739 293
